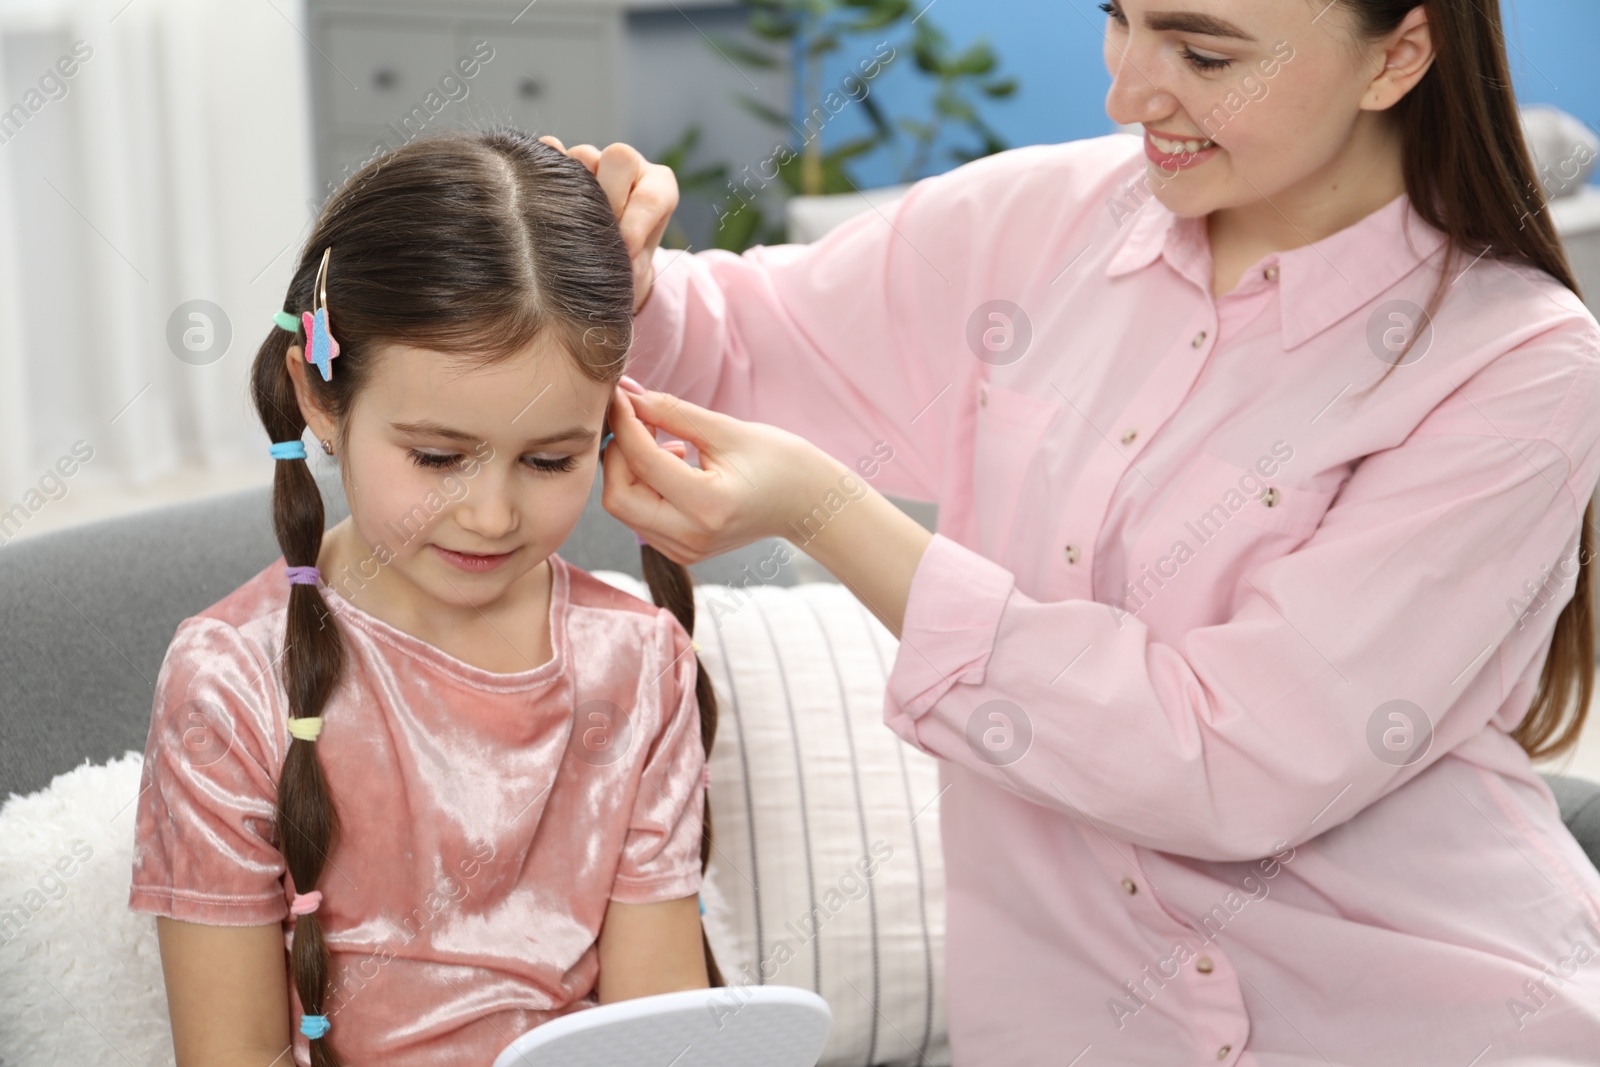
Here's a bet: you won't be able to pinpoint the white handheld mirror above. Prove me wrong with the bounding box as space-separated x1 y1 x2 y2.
493 985 832 1067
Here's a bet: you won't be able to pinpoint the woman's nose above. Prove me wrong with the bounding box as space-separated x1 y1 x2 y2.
1104 39 1175 129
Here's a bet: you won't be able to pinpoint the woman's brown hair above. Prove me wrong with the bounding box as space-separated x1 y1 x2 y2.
1345 0 1594 760
249 127 721 1065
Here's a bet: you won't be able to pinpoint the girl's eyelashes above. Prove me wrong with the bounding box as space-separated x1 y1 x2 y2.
1098 2 1234 72
406 449 578 474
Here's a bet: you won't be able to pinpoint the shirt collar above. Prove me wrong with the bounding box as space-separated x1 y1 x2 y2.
1105 188 1450 350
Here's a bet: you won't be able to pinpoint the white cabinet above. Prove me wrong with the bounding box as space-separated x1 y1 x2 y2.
305 0 786 233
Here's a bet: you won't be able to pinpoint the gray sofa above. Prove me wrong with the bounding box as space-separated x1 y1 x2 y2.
2 475 1599 878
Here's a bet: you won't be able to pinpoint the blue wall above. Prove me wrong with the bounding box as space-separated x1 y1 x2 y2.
819 0 1600 189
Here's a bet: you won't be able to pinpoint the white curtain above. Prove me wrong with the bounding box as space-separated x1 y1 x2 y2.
0 0 314 507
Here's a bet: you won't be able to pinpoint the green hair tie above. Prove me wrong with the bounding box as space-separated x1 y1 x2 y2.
272 310 300 333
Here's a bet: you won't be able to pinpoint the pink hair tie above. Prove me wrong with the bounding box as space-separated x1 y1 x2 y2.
289 890 323 915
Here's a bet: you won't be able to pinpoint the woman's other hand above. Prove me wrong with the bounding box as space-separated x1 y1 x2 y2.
601 382 840 566
539 136 677 314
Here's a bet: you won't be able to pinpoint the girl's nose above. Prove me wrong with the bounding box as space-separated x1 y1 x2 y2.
454 473 519 541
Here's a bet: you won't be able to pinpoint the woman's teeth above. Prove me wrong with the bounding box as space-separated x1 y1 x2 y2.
1151 134 1215 154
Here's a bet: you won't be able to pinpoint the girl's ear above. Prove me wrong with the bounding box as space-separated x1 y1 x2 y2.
283 343 338 445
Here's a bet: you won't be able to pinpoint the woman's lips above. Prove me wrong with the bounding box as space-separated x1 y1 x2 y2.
432 544 515 572
1144 129 1219 171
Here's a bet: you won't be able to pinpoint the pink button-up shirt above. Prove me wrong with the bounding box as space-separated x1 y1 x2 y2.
628 133 1600 1064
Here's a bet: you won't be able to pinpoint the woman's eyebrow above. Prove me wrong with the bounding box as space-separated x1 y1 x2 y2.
1145 10 1258 42
390 419 597 447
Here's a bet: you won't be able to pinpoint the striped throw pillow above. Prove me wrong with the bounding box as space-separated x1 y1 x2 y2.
591 572 950 1067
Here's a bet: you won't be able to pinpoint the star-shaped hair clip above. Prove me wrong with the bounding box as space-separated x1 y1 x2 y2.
301 246 341 382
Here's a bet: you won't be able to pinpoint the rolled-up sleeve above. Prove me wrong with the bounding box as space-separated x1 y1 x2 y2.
885 339 1600 862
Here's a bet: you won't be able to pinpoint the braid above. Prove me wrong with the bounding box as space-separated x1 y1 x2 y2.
640 544 724 988
252 317 347 1066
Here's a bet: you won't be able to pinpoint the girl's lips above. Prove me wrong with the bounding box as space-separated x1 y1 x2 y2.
432 544 515 572
1144 130 1219 171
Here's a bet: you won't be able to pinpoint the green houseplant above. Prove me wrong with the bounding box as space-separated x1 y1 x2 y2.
662 0 1018 252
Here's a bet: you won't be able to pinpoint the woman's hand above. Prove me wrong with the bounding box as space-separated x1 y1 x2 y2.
538 136 677 314
601 382 841 566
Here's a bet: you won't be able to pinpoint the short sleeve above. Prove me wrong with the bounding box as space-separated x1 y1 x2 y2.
609 612 707 904
128 616 289 925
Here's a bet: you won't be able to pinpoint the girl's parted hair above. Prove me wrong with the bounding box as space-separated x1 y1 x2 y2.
249 127 721 1066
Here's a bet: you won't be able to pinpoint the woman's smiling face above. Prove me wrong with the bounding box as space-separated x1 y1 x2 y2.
1100 0 1428 218
302 336 613 612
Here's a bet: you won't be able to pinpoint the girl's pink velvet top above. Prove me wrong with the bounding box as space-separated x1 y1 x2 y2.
128 552 707 1066
626 133 1600 1063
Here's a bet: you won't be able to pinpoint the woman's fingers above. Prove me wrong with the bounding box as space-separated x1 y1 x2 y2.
622 387 733 460
602 391 707 555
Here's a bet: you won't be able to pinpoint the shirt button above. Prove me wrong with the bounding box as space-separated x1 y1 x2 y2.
1264 264 1280 282
1260 487 1280 507
1120 429 1138 445
979 385 989 407
1217 1045 1233 1059
1063 544 1080 564
1196 955 1214 973
1120 877 1137 894
1191 330 1208 348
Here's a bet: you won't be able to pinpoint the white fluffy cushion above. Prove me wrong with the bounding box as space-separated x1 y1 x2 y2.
0 752 174 1066
592 572 949 1067
0 578 948 1067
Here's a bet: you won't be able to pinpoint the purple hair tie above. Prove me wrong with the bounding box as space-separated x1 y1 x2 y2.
285 565 321 586
634 533 648 546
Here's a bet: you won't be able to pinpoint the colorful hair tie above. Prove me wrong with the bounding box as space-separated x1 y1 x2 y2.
289 890 323 915
287 716 323 742
303 247 341 382
272 310 301 333
690 640 702 654
599 431 614 455
300 1014 331 1039
285 565 321 585
634 533 648 546
270 440 307 460
699 894 705 916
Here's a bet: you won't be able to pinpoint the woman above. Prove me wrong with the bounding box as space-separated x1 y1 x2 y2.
563 0 1600 1061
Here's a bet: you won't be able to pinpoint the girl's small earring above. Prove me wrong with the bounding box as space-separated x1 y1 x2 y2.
320 439 334 456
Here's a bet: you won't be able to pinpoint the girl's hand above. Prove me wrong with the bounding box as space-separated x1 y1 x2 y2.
538 136 677 314
601 384 839 565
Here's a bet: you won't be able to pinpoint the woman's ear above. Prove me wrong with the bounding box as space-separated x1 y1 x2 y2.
283 342 338 446
1362 5 1435 112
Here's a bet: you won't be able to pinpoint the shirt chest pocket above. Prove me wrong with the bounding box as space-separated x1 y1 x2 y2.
973 381 1062 558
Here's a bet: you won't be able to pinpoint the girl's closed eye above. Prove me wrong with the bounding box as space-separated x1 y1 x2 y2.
408 449 578 474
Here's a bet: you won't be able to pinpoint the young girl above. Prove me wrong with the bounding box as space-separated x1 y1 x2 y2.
128 128 722 1066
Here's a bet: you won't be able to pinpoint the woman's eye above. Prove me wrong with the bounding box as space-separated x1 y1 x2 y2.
523 454 578 474
409 449 462 470
1098 1 1126 26
1179 46 1231 72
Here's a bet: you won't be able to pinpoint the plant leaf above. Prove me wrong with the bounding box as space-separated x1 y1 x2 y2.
707 34 783 69
735 92 794 128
